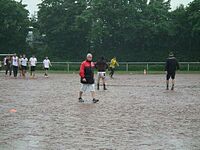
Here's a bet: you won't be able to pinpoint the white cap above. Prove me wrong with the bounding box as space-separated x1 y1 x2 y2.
87 53 92 58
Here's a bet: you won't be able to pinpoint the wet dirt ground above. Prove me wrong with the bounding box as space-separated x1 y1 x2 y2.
0 73 200 150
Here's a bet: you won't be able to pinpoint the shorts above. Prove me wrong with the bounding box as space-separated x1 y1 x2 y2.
31 66 36 71
44 68 49 70
80 84 95 92
21 65 27 70
97 72 106 79
166 72 176 80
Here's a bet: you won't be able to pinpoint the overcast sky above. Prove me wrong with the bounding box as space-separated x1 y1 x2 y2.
17 0 194 15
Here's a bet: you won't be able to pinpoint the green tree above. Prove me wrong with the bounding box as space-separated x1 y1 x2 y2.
185 0 200 61
37 0 200 61
0 0 29 54
170 0 200 61
38 0 89 61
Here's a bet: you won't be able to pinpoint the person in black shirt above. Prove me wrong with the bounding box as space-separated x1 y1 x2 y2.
165 52 180 90
95 56 108 90
5 56 12 76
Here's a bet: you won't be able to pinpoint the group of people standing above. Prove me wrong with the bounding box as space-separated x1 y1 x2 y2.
78 52 179 103
3 52 179 103
3 54 52 78
78 54 119 103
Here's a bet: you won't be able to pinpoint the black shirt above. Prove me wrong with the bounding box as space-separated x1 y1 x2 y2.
165 57 180 73
95 59 108 72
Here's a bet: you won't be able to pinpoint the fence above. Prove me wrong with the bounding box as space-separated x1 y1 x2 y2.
33 62 200 72
0 62 199 72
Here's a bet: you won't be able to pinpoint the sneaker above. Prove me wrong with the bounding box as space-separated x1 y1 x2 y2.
171 86 174 90
166 87 169 90
104 87 108 90
79 98 84 103
103 84 107 90
93 98 99 103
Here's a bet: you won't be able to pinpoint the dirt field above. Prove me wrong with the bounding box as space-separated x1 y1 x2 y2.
0 73 200 150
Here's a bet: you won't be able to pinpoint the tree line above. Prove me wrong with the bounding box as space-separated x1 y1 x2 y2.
0 0 200 62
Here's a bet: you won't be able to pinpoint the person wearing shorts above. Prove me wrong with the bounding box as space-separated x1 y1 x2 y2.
165 52 180 90
29 55 37 78
12 53 19 78
95 56 108 90
43 56 52 77
79 53 99 103
21 54 28 78
109 57 119 78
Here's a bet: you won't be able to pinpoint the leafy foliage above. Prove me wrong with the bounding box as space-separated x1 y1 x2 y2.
0 0 29 54
1 0 200 62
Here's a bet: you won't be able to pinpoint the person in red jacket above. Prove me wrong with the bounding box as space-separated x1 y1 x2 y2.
79 53 99 103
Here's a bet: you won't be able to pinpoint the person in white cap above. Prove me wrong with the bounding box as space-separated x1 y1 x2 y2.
78 53 99 103
43 56 52 77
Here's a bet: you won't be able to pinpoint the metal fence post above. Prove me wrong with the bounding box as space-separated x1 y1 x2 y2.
188 63 190 71
126 63 129 72
146 63 149 71
67 63 70 72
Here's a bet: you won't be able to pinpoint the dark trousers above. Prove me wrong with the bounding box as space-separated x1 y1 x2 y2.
13 66 18 77
5 65 12 76
109 67 115 77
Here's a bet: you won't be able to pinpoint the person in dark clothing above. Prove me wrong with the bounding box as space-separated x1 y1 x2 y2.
79 53 99 103
5 56 12 76
95 56 108 90
165 52 180 90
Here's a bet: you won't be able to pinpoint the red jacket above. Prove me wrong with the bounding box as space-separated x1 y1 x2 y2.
79 60 95 84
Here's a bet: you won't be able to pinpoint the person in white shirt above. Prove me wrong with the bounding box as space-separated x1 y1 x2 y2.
3 56 7 66
3 56 7 75
29 55 37 78
43 56 52 77
21 54 28 78
12 53 19 78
